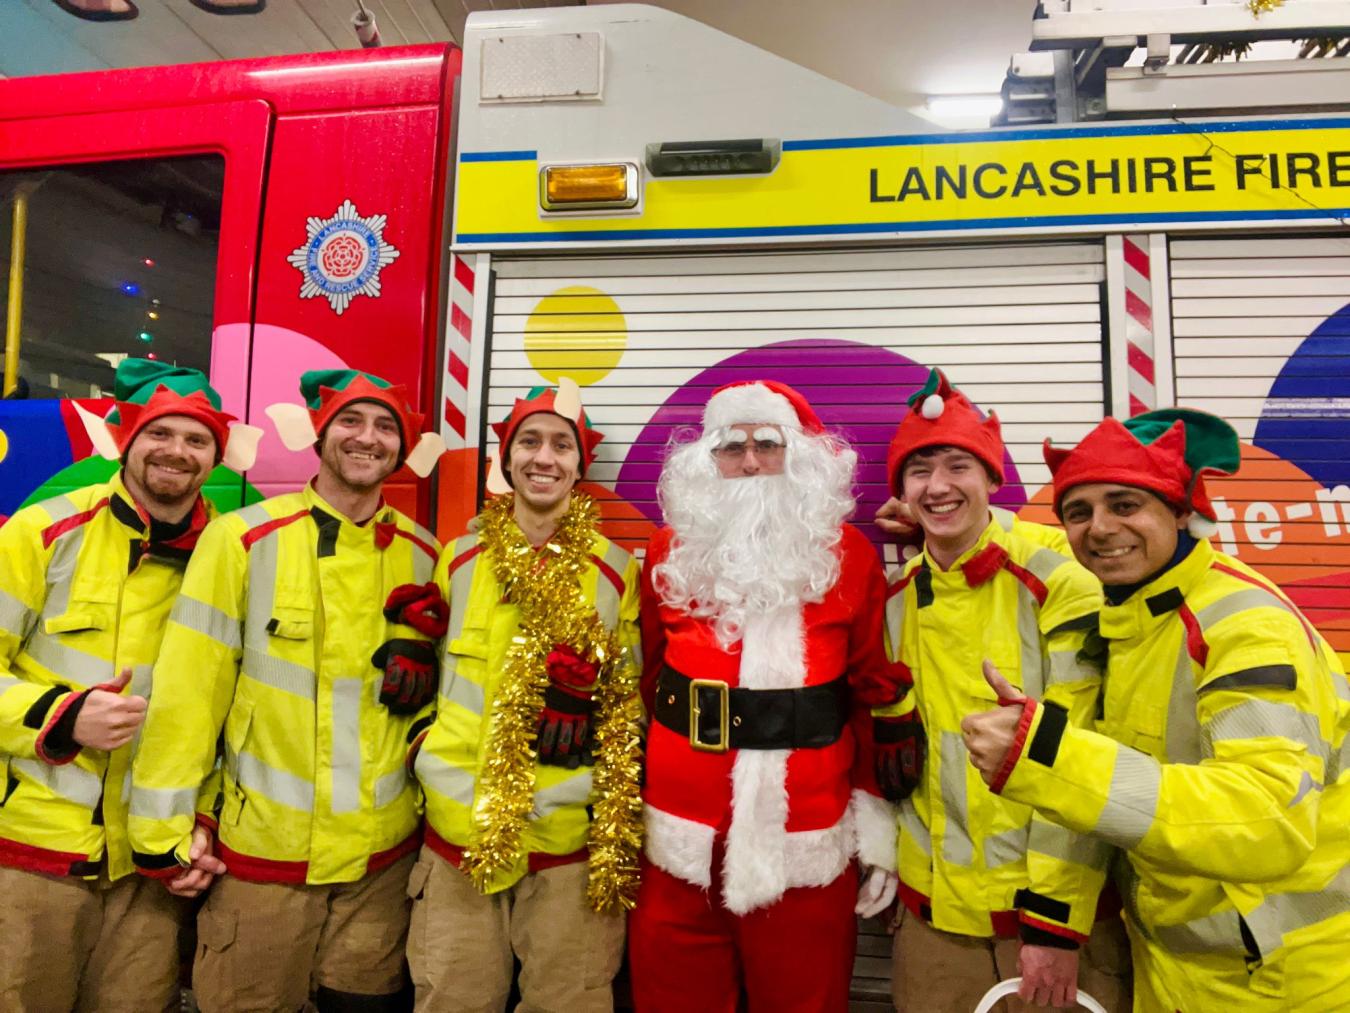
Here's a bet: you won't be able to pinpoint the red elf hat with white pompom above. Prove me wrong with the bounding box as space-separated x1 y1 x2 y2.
886 368 1005 494
702 379 824 435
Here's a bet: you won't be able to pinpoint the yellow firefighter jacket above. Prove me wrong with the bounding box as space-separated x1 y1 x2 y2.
882 508 1108 943
0 473 213 880
128 482 440 884
413 524 640 894
996 538 1350 1008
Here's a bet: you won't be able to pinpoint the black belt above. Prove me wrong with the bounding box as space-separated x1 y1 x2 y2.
654 665 848 753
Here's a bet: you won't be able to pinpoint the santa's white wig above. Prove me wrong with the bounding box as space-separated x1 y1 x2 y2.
653 422 858 648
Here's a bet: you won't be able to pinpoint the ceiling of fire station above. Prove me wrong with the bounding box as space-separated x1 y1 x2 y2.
0 0 1037 126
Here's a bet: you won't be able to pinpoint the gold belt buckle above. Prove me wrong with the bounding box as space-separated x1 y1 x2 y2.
688 678 730 753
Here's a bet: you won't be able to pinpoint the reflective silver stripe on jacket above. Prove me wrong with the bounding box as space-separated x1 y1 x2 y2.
440 535 483 711
169 595 242 651
939 730 974 866
413 747 476 806
1152 864 1350 957
241 512 318 701
0 587 35 641
1091 745 1161 850
329 677 363 814
10 757 103 809
128 783 200 821
533 771 594 819
234 749 315 812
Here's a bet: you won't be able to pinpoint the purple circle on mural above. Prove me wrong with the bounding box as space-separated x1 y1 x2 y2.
613 339 1026 550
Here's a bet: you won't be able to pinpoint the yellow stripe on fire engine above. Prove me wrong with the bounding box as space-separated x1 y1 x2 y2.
454 118 1350 244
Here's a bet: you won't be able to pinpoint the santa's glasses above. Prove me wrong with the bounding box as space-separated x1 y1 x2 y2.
711 439 786 461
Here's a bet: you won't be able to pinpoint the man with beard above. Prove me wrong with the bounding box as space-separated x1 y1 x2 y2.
404 381 642 1013
878 369 1128 1012
130 369 445 1013
628 380 905 1013
963 409 1350 1012
0 359 257 1011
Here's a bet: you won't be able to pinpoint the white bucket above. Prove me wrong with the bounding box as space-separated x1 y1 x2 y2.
973 977 1108 1013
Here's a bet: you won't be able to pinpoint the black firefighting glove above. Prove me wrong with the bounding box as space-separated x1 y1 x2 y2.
874 710 926 801
535 644 597 769
372 639 438 715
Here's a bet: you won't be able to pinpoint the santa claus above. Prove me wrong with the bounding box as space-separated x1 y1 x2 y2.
628 380 906 1013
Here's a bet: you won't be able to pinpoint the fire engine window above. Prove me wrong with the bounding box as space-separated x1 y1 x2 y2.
0 155 223 399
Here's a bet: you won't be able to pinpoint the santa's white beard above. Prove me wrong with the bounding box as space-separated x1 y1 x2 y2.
654 429 857 648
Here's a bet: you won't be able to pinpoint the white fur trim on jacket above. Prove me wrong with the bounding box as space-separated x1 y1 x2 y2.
851 789 899 873
642 803 854 908
644 804 715 889
703 383 800 434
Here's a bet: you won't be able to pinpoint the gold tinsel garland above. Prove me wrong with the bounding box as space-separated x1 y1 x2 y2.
1247 0 1283 14
459 491 643 913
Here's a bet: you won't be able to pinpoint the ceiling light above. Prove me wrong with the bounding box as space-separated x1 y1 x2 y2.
926 94 1004 119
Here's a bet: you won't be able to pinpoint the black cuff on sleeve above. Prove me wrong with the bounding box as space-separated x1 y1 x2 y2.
1026 701 1068 768
22 685 70 730
40 691 90 762
1018 923 1081 950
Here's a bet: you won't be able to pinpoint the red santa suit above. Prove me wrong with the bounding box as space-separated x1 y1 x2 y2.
630 521 898 1013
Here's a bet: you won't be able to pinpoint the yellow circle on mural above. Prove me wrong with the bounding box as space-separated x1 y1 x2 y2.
524 286 627 386
0 427 7 465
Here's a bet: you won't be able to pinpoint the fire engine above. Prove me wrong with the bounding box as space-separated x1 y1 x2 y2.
1 4 1348 650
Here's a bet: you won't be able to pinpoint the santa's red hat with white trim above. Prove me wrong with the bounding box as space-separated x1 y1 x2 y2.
701 379 824 435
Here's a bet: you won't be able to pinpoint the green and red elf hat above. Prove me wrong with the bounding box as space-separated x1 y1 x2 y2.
266 369 445 478
885 368 1005 495
1043 408 1241 538
485 378 603 494
75 359 261 471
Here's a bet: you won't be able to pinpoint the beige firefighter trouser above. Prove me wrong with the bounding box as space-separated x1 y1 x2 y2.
0 864 185 1013
891 905 1132 1013
192 853 415 1013
406 846 626 1013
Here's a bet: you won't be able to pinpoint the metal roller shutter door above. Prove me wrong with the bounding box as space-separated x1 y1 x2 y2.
484 242 1108 555
1171 234 1350 649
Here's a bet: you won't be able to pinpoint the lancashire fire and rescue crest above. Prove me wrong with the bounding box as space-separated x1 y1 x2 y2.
288 199 400 315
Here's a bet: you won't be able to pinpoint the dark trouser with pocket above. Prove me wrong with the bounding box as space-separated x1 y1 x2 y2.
0 863 185 1013
193 853 415 1013
405 845 625 1013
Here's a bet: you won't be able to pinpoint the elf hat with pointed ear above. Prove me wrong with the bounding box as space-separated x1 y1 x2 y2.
485 378 603 494
886 368 1005 495
75 358 262 472
1043 408 1240 538
264 368 446 479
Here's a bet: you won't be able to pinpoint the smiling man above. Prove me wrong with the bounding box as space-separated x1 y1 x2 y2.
628 380 905 1013
0 359 253 1012
963 409 1350 1012
129 369 443 1013
405 383 643 1013
878 369 1129 1012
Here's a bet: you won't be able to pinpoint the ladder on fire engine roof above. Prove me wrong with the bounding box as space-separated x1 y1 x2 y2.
996 0 1350 125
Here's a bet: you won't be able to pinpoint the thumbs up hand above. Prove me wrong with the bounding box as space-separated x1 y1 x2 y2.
73 667 149 751
960 660 1034 788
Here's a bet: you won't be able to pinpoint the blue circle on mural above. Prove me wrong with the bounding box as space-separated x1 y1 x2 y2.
1253 303 1350 490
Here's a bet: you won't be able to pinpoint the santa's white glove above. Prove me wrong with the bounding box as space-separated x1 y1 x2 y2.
854 865 898 918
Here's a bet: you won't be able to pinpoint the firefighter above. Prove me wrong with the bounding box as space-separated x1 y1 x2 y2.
628 381 904 1013
963 408 1350 1012
405 382 643 1013
129 369 445 1013
0 359 257 1012
878 369 1130 1012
